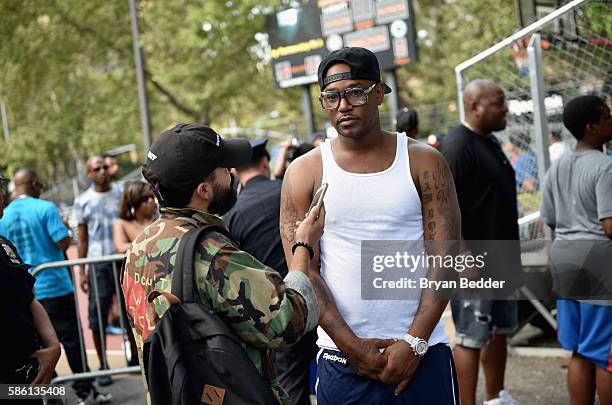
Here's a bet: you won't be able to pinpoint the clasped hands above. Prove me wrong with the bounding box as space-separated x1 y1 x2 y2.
344 337 421 396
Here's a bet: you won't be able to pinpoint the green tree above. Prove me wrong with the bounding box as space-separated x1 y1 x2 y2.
0 0 303 182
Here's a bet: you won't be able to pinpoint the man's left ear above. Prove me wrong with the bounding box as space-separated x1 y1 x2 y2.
376 83 385 105
195 182 212 201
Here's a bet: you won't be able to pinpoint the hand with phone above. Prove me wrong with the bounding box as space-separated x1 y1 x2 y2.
295 183 327 247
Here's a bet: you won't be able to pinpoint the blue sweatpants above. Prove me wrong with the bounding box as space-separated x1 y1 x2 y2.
316 343 459 405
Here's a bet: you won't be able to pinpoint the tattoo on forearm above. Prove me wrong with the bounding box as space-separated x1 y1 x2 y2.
279 168 352 345
311 272 347 331
415 302 431 317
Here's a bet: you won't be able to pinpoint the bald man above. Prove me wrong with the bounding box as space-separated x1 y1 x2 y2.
73 156 122 387
439 80 520 405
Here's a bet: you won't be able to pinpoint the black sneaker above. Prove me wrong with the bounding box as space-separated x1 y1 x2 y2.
96 367 113 386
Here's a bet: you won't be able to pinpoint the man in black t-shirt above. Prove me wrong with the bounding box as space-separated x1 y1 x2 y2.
226 139 288 277
439 80 520 405
0 174 61 403
226 139 317 405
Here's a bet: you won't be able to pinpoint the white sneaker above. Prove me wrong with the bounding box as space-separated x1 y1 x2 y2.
76 387 113 404
94 390 113 403
483 390 518 405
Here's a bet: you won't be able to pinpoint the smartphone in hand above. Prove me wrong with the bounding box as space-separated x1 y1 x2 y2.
307 183 328 219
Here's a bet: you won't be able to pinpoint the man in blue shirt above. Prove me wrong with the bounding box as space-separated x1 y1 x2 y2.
509 132 539 193
0 168 110 403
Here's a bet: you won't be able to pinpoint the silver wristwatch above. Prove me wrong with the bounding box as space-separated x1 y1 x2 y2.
403 333 429 357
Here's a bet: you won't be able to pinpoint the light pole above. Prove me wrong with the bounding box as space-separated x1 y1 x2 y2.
1 102 9 141
128 0 152 153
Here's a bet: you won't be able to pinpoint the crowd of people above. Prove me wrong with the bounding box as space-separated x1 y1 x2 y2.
0 46 610 405
0 158 158 403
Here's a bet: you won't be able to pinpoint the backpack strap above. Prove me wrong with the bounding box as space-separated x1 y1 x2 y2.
172 224 232 304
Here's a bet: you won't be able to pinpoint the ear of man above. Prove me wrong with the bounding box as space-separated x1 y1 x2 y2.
375 82 385 105
261 156 270 172
194 181 213 202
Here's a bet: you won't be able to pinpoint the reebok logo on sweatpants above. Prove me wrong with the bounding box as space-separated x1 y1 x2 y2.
322 352 347 364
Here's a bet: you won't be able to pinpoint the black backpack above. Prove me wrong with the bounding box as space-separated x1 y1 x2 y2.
142 225 277 405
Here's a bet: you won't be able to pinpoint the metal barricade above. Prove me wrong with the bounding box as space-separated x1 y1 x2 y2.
31 254 141 386
518 211 557 329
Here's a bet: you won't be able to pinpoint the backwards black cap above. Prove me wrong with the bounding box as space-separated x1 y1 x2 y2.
249 138 269 161
396 107 419 131
144 124 251 189
317 47 391 94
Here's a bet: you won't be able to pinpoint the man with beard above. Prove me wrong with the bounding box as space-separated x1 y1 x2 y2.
121 124 323 404
280 47 461 404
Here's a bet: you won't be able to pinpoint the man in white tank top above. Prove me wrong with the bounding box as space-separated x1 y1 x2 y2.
280 47 462 404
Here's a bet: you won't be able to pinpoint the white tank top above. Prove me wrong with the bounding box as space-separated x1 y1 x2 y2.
318 132 448 350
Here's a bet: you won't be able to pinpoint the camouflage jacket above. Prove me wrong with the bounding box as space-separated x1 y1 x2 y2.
122 207 316 404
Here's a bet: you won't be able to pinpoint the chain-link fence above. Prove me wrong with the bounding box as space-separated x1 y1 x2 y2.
455 0 611 240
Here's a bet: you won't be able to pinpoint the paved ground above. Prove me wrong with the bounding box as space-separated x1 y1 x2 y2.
54 375 146 404
53 354 575 405
476 356 569 405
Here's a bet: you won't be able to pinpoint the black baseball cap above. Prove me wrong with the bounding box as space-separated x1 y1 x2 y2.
144 124 251 189
317 47 392 94
396 107 419 131
249 138 270 160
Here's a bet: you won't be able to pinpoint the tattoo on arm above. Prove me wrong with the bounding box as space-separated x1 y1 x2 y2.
422 161 460 241
279 166 355 347
421 170 436 240
410 156 461 338
310 272 348 329
280 172 299 246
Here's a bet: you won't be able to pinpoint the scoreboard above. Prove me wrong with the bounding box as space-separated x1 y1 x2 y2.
267 0 418 89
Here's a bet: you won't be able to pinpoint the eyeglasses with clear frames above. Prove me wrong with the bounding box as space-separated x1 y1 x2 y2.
319 83 378 110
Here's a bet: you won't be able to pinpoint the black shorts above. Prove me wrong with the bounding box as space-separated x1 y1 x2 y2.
87 263 122 333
